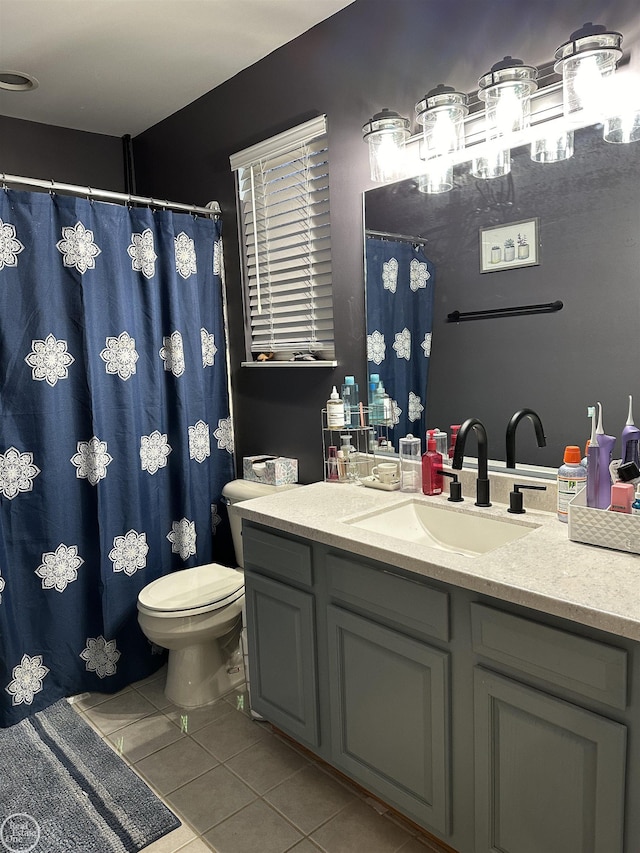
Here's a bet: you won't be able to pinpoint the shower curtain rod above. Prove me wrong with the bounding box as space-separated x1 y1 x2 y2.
1 173 221 218
365 228 426 246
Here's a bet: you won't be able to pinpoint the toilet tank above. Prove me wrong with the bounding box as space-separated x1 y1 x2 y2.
221 479 299 568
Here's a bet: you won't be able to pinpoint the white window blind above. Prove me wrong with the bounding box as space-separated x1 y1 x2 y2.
230 115 335 359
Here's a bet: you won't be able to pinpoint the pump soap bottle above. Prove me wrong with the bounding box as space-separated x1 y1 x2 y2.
422 437 443 496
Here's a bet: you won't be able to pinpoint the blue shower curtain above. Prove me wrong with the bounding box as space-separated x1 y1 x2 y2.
0 189 234 726
365 237 435 449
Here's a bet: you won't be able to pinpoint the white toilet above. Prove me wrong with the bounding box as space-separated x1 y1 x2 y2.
137 478 289 708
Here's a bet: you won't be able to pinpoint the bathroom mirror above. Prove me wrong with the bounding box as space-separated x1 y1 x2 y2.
363 124 640 468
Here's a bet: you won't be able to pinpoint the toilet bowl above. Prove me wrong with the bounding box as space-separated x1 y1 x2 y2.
137 478 296 708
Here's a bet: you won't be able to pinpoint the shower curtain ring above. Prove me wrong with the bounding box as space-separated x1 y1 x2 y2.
87 186 94 203
49 179 56 196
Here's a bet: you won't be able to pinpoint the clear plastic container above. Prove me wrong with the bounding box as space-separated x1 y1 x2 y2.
399 434 421 492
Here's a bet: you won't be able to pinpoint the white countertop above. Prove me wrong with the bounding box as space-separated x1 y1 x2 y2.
234 479 640 642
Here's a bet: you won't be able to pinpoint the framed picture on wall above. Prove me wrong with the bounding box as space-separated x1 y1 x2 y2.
479 218 539 273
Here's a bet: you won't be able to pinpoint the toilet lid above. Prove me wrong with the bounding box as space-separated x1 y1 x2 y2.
138 563 243 613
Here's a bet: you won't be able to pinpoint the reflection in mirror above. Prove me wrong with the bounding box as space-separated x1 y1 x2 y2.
364 234 434 444
364 125 640 468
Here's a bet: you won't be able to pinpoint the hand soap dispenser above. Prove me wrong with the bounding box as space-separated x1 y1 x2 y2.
422 437 443 496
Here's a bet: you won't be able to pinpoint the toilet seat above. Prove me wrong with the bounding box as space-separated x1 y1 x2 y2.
137 563 244 618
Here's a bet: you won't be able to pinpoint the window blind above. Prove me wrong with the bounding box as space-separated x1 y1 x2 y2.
230 116 335 358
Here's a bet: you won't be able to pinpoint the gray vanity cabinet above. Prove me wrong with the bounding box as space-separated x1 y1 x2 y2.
474 669 626 853
327 605 450 833
471 604 628 853
242 526 320 748
241 521 637 853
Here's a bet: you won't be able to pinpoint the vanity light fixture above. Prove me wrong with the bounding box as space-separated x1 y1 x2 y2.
362 108 411 183
362 21 637 185
472 57 537 179
415 85 468 193
554 22 623 128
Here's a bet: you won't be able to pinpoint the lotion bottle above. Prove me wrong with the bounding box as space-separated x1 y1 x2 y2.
422 437 443 496
632 485 640 516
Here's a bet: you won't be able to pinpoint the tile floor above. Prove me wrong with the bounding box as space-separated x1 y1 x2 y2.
70 667 449 853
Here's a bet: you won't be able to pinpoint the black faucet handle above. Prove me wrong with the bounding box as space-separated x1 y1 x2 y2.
508 483 547 514
437 469 463 502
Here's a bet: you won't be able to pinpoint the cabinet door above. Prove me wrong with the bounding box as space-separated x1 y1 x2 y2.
245 571 319 747
327 606 450 834
474 668 627 853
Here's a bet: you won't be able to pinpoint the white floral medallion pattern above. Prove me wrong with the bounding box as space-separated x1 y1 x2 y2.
140 430 172 474
109 530 148 576
159 330 185 377
70 436 112 486
367 330 386 365
382 257 398 293
0 570 5 603
0 447 40 500
409 258 431 291
393 327 411 360
0 219 25 270
80 636 120 678
35 543 84 592
25 334 74 386
214 417 234 454
56 221 101 274
174 232 197 279
213 238 223 276
421 331 433 358
391 398 402 426
128 228 157 279
408 391 424 422
211 503 221 533
189 420 210 463
167 518 197 560
100 331 139 380
201 328 217 368
6 653 49 706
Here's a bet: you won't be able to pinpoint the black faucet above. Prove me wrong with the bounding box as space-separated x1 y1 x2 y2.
452 417 491 507
505 408 546 470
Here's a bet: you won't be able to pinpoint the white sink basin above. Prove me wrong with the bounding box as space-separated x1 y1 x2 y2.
344 499 537 557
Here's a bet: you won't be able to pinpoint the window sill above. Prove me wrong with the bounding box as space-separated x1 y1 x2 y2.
241 360 338 368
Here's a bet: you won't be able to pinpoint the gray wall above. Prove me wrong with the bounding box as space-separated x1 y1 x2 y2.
133 0 640 482
0 115 125 189
3 0 639 482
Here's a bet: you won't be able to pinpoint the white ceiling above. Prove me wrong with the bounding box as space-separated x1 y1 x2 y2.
0 0 355 137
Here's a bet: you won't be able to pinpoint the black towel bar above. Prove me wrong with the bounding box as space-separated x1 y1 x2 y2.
447 300 563 322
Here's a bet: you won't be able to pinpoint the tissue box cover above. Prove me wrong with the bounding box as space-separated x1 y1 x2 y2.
243 455 298 485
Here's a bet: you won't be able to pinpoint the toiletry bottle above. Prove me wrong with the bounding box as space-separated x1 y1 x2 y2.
326 385 345 429
340 434 357 481
369 374 380 423
557 445 587 523
622 395 640 466
632 485 640 516
342 376 360 427
327 446 339 481
595 402 616 509
422 437 443 496
609 482 634 513
448 425 461 459
399 434 421 492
